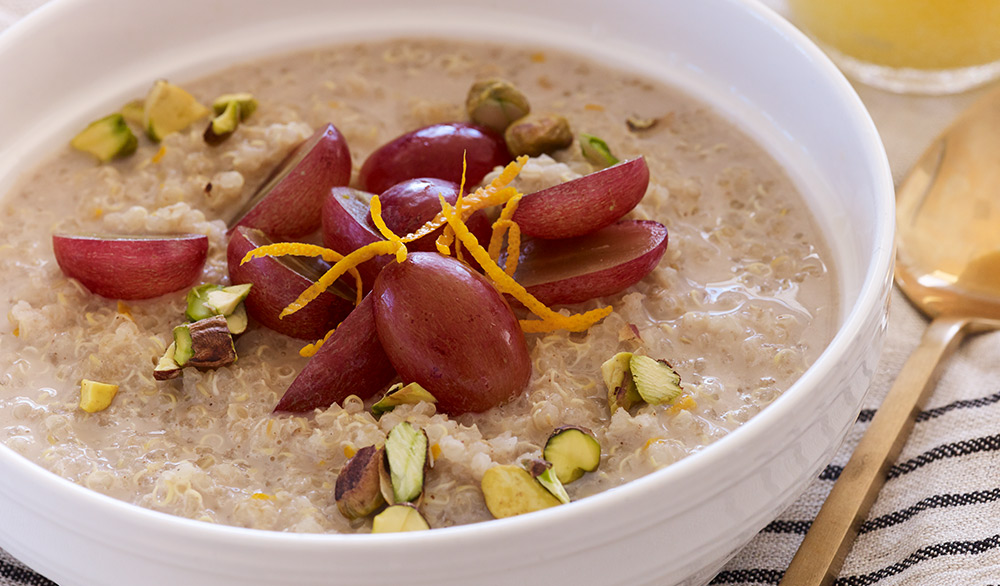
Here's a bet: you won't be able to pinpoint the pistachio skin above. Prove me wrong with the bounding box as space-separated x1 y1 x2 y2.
504 113 573 157
335 446 387 520
466 78 531 134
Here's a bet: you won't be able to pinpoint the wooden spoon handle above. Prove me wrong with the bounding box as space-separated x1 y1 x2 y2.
779 316 973 586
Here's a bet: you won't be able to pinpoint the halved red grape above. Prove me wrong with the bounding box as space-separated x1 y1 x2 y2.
512 220 668 305
372 252 530 414
274 295 395 413
52 233 207 300
512 157 650 239
227 226 355 339
359 123 511 195
229 123 351 240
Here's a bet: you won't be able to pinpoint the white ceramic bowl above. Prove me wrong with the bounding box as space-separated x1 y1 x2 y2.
0 1 894 584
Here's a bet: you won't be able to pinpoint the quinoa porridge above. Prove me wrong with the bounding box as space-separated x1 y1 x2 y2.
0 39 837 532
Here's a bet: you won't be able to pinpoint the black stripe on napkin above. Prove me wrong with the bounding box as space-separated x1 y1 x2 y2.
916 390 1000 422
819 464 843 481
708 567 783 585
760 519 811 535
833 533 1000 586
887 434 1000 480
858 487 1000 534
0 558 58 586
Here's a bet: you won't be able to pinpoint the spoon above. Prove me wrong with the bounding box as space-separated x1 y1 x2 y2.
779 87 1000 585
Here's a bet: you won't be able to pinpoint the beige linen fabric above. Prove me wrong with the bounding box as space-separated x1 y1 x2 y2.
2 1 999 585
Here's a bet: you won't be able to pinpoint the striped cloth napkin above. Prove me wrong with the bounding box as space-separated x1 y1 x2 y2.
2 1 1000 585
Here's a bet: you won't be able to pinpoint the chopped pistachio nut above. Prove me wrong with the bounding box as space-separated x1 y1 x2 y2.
626 115 659 132
120 99 146 126
384 421 428 504
79 379 119 413
601 351 643 413
186 284 221 322
371 382 438 416
543 426 601 484
205 284 252 316
204 100 241 145
224 304 249 336
465 78 531 133
504 113 573 157
186 283 252 334
335 445 387 520
204 93 257 145
143 79 210 142
211 93 258 119
630 354 683 405
173 315 237 369
70 113 138 163
481 465 562 519
153 342 182 381
371 504 430 533
579 133 619 168
522 458 570 505
172 323 195 366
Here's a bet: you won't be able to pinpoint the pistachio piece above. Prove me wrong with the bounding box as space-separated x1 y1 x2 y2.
70 113 138 163
371 382 438 416
371 503 430 533
543 426 601 484
205 284 252 316
630 354 683 405
384 421 428 504
601 352 643 413
212 93 258 120
504 113 573 157
626 115 659 132
186 283 222 322
172 323 195 366
579 133 620 169
522 458 570 505
186 283 252 334
79 379 119 413
481 464 562 519
120 99 146 126
335 445 387 520
465 78 531 134
153 342 182 381
143 79 210 142
204 100 241 145
173 315 237 369
224 303 249 336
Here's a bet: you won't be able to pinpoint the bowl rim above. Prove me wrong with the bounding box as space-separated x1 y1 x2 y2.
0 0 894 557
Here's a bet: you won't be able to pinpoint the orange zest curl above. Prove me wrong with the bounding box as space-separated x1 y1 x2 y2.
437 197 612 333
240 242 364 306
300 328 336 357
487 189 524 276
369 195 408 264
401 155 529 245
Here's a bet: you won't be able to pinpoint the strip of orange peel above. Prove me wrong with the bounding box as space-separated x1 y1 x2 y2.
437 197 613 333
402 156 529 245
487 189 524 276
242 240 398 317
369 195 408 264
239 243 364 306
300 328 336 357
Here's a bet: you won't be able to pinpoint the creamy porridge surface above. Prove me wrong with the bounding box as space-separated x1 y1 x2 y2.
0 39 836 532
